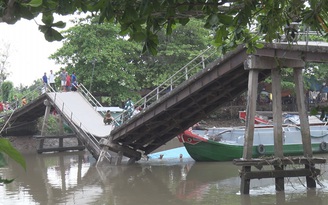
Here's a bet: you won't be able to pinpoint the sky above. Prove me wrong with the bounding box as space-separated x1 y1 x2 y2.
0 16 72 87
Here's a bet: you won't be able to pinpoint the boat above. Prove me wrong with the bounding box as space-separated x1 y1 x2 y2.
177 124 328 162
238 111 270 124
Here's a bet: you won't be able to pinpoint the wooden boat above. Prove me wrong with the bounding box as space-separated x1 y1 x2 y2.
177 125 328 162
238 111 270 124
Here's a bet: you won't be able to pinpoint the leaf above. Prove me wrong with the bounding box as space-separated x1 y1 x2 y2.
214 29 223 44
143 39 158 55
255 43 264 49
140 0 152 16
38 25 48 33
52 21 66 29
131 31 146 42
13 4 34 20
207 14 219 26
178 18 189 26
122 5 138 23
0 138 26 170
39 26 64 42
214 26 228 45
218 14 233 25
22 0 43 7
0 177 15 184
42 13 54 25
46 28 64 41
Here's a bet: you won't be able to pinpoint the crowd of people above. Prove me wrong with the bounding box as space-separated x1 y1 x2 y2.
42 69 78 93
0 101 12 112
1 68 147 127
0 95 28 112
43 70 145 126
0 69 78 113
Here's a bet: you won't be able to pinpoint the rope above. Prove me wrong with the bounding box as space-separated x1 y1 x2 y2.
310 133 328 138
293 125 328 138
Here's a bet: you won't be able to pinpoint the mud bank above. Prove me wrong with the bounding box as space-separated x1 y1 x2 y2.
7 136 81 154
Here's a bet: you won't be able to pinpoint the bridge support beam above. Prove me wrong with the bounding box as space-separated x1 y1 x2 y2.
240 69 258 194
244 55 305 70
271 67 284 191
294 67 316 188
39 100 51 151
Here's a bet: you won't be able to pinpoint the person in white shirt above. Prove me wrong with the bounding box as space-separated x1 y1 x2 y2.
48 70 56 91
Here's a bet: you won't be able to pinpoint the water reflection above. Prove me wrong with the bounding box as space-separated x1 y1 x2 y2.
46 152 90 189
0 152 95 204
0 151 328 205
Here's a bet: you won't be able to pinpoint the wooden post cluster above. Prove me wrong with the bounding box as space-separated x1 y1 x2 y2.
235 55 326 194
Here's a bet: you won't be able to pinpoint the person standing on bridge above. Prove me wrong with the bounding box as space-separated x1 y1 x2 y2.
71 72 77 84
71 72 78 91
48 70 56 92
66 71 71 91
60 69 67 92
11 95 19 109
42 72 48 93
123 98 134 120
21 97 27 106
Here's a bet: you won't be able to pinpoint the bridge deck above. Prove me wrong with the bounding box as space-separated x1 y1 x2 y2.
47 92 114 138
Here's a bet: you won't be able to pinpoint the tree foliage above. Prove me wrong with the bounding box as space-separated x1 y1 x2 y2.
1 81 13 102
135 19 213 89
50 18 143 106
1 0 328 54
50 17 212 105
0 42 10 84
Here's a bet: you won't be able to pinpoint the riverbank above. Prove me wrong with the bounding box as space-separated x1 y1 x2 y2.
8 136 80 154
204 118 244 127
8 136 38 154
